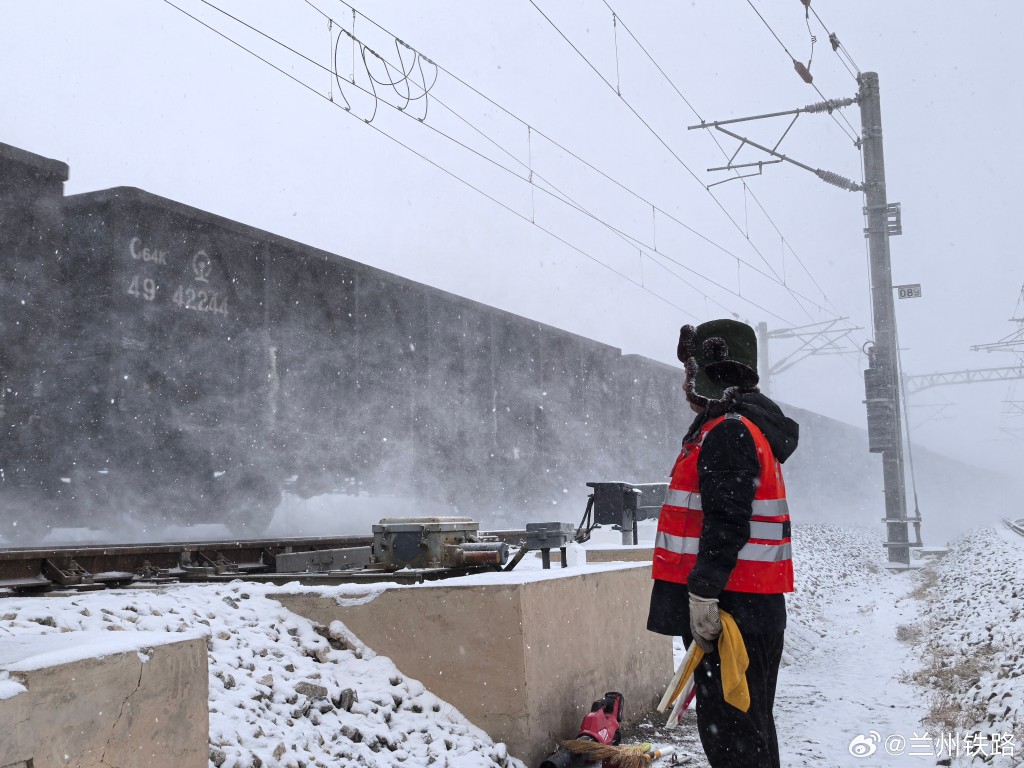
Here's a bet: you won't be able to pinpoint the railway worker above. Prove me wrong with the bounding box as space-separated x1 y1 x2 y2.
647 319 799 768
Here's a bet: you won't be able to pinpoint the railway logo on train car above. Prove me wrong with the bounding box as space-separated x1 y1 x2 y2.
192 250 212 283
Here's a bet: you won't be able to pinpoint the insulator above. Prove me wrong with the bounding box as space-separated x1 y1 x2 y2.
793 60 814 84
816 169 864 192
803 96 858 114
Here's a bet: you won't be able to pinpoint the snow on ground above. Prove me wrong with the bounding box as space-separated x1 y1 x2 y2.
624 524 1024 767
775 525 934 767
1 522 1021 767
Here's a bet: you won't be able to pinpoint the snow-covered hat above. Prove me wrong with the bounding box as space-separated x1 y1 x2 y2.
677 319 759 404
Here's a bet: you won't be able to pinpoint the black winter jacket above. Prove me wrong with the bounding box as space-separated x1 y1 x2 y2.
647 392 800 636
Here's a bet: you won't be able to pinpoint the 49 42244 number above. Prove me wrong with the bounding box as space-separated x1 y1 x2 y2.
172 285 228 316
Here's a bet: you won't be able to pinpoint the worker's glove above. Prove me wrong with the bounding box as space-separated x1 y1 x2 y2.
688 593 722 654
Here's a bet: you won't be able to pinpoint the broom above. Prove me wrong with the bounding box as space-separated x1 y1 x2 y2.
560 740 675 768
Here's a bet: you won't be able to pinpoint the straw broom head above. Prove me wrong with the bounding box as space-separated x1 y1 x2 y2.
560 741 667 768
560 738 621 761
610 746 671 768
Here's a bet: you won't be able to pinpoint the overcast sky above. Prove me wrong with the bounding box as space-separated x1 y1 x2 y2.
3 1 1023 477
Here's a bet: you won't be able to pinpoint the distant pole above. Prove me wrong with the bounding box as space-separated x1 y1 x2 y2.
756 321 771 396
859 72 911 565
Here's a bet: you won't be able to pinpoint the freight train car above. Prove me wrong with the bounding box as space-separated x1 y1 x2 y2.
0 142 687 540
0 144 72 534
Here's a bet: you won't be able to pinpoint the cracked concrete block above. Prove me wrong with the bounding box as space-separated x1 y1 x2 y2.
0 684 33 766
0 631 209 768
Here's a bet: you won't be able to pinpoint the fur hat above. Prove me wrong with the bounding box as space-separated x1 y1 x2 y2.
677 319 760 406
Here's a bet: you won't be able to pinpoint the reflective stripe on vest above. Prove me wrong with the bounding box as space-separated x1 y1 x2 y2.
655 530 792 562
663 489 790 520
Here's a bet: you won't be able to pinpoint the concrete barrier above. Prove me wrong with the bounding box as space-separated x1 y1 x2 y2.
0 679 32 768
0 632 208 768
278 563 672 766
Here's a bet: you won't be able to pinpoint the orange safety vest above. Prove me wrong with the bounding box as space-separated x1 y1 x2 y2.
652 412 793 593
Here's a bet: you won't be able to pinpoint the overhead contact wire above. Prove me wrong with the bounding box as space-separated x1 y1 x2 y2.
603 1 845 321
315 0 836 319
744 0 860 145
427 85 801 321
533 0 838 325
330 0 854 320
268 0 802 319
526 0 787 286
301 0 822 320
807 3 861 78
160 0 710 322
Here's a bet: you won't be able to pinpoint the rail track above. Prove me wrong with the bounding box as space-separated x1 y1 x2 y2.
0 530 528 595
1003 518 1024 538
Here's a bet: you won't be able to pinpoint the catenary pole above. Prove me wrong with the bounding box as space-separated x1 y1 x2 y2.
689 75 914 560
859 72 911 565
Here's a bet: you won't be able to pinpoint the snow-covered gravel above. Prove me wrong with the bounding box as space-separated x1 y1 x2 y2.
910 527 1024 755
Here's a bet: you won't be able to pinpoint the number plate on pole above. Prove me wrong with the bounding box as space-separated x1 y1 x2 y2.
895 283 922 299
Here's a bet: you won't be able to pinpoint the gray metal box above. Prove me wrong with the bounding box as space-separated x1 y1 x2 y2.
370 517 479 569
634 483 668 520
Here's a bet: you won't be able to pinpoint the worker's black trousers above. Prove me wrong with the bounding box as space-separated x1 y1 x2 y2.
684 630 784 768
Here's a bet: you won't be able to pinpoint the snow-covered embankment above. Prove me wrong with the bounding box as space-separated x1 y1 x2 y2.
909 527 1024 747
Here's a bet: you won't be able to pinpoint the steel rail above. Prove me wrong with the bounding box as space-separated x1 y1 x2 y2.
0 530 529 593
